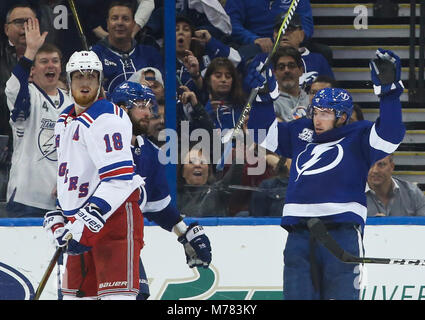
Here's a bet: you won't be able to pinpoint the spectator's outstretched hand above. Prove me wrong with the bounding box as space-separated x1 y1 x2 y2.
254 37 273 53
183 50 200 78
179 86 198 106
24 17 48 60
193 30 211 45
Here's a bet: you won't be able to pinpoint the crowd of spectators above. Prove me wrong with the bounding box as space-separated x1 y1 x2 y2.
0 0 423 219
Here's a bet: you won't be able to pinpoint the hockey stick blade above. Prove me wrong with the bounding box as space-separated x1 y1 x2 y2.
307 218 425 266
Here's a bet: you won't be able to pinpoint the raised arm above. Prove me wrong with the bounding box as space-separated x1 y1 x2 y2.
6 17 47 121
367 49 406 163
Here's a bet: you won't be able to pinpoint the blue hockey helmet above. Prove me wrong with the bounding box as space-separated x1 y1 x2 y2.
309 87 353 123
110 81 157 114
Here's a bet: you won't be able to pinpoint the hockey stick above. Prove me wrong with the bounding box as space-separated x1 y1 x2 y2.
216 0 300 171
307 218 425 266
33 247 64 300
68 0 89 50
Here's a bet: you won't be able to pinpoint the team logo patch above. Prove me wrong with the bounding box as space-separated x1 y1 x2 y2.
104 59 117 67
295 138 345 181
298 128 314 142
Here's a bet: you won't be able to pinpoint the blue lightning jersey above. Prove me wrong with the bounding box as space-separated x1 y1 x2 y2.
248 93 405 227
132 136 180 231
91 39 164 94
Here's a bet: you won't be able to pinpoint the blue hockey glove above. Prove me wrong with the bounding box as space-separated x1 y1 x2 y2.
369 48 404 97
177 222 212 268
244 55 279 103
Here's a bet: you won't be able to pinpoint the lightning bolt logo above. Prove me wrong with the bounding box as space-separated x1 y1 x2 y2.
38 129 57 161
295 138 345 181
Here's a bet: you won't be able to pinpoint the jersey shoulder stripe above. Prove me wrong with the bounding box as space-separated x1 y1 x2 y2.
81 99 124 126
77 112 94 128
57 104 75 123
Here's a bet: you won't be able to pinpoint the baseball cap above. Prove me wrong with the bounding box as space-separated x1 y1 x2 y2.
274 12 302 30
128 67 164 86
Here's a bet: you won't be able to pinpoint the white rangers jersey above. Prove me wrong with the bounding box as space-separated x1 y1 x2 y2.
55 99 143 220
5 57 73 210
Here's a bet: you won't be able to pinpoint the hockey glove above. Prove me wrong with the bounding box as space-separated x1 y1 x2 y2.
369 48 404 97
244 55 279 103
53 205 105 255
53 221 92 256
177 222 212 268
43 210 65 234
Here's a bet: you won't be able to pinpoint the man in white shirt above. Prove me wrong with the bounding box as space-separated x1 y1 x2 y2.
5 17 72 217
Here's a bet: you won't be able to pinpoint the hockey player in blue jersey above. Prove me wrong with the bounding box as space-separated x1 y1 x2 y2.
245 48 405 300
110 81 212 299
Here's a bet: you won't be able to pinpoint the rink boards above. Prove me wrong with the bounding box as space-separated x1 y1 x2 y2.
1 217 425 300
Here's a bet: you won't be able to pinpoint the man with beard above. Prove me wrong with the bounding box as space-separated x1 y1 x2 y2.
5 17 72 217
271 46 309 122
272 13 334 86
43 51 145 300
110 81 212 299
128 67 166 146
366 154 425 217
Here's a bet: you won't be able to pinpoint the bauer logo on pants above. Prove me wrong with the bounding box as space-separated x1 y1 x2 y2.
0 262 35 300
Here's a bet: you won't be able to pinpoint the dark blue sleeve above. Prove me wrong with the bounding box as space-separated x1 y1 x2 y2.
316 54 334 79
9 57 33 122
296 0 314 40
225 0 259 44
362 91 406 166
144 204 181 232
248 100 293 158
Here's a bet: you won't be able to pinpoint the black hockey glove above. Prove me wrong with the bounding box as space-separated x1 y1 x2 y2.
369 48 404 97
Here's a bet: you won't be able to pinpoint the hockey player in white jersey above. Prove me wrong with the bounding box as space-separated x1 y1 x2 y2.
246 48 405 299
43 51 145 300
110 81 212 299
5 17 73 217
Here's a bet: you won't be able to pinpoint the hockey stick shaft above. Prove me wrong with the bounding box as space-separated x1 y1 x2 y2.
216 0 300 171
33 246 63 300
307 218 425 266
68 0 89 50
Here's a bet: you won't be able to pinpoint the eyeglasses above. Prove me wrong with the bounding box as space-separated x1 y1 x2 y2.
7 18 30 26
276 62 299 71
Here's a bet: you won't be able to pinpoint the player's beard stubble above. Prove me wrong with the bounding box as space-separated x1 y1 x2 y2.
72 88 99 107
130 115 149 136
